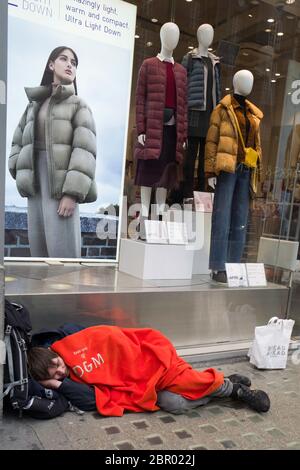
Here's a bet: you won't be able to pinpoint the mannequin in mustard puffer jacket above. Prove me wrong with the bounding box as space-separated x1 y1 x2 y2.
205 94 263 196
205 70 263 283
9 46 97 258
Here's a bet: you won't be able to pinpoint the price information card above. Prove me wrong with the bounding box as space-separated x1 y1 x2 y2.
145 221 168 244
246 263 267 287
225 263 248 288
225 263 267 288
167 222 189 245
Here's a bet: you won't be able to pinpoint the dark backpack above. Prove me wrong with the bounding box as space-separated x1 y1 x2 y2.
2 300 32 413
1 300 70 419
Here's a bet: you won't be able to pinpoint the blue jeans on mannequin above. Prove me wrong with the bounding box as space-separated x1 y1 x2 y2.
209 164 251 272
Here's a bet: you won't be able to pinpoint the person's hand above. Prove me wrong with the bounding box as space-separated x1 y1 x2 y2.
57 195 76 217
39 379 63 389
208 177 217 190
138 134 146 146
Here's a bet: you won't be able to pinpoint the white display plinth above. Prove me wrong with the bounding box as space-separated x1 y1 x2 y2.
184 211 211 275
119 238 194 280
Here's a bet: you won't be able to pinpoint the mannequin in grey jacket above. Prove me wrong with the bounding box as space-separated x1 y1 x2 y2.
182 24 221 197
9 46 97 258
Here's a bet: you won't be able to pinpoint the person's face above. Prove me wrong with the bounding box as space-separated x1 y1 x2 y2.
47 355 69 381
49 49 77 86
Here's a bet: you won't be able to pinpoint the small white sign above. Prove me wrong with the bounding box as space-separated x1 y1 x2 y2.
145 220 169 244
226 263 248 288
246 263 267 287
167 222 189 245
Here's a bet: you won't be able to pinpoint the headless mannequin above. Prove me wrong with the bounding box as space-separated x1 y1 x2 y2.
138 23 180 219
210 70 255 281
184 24 216 198
208 70 254 190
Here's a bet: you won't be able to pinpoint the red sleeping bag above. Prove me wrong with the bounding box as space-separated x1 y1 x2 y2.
51 326 224 416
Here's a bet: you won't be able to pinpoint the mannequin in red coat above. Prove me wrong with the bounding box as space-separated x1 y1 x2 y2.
134 22 188 238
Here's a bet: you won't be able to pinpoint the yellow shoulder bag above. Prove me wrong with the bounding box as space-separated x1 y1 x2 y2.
232 111 259 169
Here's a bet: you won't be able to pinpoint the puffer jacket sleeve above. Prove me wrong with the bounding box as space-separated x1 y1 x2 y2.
62 103 97 203
136 60 147 136
9 106 28 179
205 107 221 174
181 54 189 71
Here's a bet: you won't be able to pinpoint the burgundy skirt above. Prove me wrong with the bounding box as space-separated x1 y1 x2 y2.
134 125 179 190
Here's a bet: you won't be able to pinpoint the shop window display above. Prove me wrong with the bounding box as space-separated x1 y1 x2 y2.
125 0 300 282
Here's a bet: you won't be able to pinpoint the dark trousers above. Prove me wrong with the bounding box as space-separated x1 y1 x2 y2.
183 136 206 198
209 164 251 272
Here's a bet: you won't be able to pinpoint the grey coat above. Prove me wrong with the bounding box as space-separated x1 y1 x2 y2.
9 84 97 203
182 50 221 110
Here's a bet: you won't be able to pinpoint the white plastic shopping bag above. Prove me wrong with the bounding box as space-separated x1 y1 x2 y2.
248 317 295 369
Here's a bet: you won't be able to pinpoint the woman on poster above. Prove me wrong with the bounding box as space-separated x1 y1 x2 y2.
9 46 97 258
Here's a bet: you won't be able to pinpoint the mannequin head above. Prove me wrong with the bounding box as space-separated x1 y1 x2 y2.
160 22 180 53
233 70 254 97
197 24 214 49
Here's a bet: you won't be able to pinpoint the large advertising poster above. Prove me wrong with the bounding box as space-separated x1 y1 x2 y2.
5 0 136 261
1 2 8 266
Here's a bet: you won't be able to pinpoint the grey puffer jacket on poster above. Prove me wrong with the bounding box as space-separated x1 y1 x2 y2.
9 84 97 203
181 50 221 110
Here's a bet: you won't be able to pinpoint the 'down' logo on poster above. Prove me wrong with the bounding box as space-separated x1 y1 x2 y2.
10 0 59 18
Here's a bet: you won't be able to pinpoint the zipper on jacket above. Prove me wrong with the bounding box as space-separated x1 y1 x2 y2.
45 98 57 199
31 103 39 194
162 60 167 138
228 106 239 172
158 59 167 157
